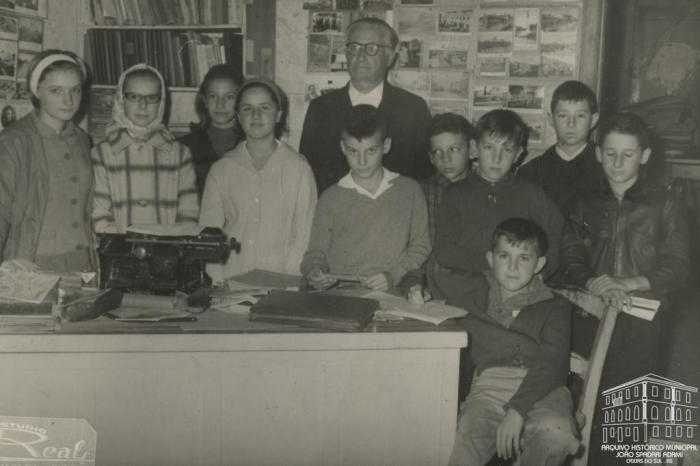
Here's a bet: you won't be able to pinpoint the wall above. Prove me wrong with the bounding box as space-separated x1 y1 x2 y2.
276 0 604 155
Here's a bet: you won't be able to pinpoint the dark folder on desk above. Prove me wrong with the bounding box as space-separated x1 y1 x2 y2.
249 290 378 332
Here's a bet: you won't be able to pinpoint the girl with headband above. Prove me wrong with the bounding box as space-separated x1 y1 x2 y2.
91 64 198 233
178 64 243 197
0 49 95 272
199 77 317 281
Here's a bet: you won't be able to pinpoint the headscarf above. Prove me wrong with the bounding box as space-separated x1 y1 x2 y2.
105 63 172 142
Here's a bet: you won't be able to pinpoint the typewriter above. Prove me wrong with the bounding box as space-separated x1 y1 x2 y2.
96 227 240 294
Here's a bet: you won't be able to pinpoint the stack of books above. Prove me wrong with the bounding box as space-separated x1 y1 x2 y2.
0 263 60 332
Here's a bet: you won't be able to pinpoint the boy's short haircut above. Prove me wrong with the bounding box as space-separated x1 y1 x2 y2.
430 112 477 142
475 109 528 156
491 218 548 257
342 104 387 141
597 112 652 151
550 80 599 114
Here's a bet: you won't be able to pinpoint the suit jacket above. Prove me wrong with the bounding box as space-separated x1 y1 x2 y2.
299 82 434 193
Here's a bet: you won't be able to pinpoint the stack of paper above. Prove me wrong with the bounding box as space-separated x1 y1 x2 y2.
623 296 661 321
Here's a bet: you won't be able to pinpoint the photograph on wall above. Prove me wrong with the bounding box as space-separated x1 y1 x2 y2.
541 31 576 54
397 37 422 68
477 31 512 55
335 0 360 9
430 71 469 99
15 79 29 100
473 83 508 107
507 85 543 110
18 16 42 52
478 56 507 77
542 53 575 77
0 76 13 99
0 38 15 78
0 14 17 41
541 6 579 33
478 9 513 32
509 54 540 78
397 6 435 36
307 34 332 72
438 9 471 35
16 50 34 80
389 69 429 93
520 112 545 143
304 73 348 103
310 12 344 33
429 98 468 118
303 0 333 10
330 35 348 72
362 0 393 11
428 45 468 69
513 8 538 51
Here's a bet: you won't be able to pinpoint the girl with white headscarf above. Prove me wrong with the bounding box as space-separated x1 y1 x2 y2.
91 64 199 233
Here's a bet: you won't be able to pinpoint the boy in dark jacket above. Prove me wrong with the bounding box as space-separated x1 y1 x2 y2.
518 80 601 210
431 218 579 465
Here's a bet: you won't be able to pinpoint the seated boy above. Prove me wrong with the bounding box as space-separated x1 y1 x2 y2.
434 109 563 279
429 218 579 465
559 112 690 386
300 104 430 291
421 113 477 276
518 80 601 210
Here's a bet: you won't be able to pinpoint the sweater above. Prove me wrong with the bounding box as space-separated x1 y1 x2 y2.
299 82 434 193
433 271 571 417
434 172 563 278
300 174 430 285
517 142 601 211
199 141 317 280
0 112 96 267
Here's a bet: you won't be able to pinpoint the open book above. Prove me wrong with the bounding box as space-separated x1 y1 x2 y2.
364 290 467 325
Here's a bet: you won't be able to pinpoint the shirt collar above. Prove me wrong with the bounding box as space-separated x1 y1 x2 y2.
108 128 174 154
337 167 399 200
555 143 588 162
348 81 384 108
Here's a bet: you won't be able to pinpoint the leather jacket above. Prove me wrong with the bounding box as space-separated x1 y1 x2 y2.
559 174 690 299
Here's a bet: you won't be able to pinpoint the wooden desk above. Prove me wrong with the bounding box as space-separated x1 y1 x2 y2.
0 311 467 465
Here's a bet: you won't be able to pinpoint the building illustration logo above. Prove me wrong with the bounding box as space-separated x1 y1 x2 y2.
599 374 700 464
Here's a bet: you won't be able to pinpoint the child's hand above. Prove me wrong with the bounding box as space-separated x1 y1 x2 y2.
307 268 337 290
496 408 524 460
407 285 431 305
360 272 391 291
586 274 629 295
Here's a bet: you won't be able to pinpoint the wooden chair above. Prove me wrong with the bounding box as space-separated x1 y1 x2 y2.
553 288 621 466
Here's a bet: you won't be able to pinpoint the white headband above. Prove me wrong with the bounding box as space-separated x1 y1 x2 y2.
29 54 85 95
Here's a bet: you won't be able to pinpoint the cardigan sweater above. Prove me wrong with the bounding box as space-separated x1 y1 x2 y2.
517 142 601 211
300 174 430 285
434 172 564 278
199 141 317 280
0 112 95 267
299 82 434 193
433 271 571 417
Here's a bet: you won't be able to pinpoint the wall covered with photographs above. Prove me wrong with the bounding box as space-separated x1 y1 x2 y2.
279 0 595 155
0 0 48 130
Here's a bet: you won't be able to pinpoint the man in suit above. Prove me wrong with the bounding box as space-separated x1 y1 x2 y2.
300 17 433 193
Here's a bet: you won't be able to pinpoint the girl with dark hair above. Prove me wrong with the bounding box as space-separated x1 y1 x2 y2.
179 64 243 195
0 49 95 272
199 77 316 281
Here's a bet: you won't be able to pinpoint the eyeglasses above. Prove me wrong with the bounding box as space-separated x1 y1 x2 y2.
345 42 393 57
429 145 467 159
124 92 161 104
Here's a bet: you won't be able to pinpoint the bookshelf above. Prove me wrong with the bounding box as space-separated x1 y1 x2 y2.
82 0 247 138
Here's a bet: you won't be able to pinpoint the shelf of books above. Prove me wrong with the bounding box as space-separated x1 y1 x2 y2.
86 0 245 27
